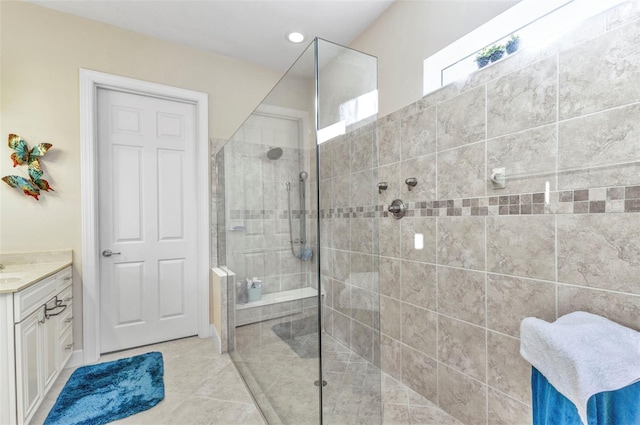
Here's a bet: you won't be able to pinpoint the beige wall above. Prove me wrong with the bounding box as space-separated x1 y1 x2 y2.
351 0 519 116
0 1 282 348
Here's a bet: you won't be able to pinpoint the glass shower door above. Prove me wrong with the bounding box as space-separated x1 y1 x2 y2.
219 38 379 425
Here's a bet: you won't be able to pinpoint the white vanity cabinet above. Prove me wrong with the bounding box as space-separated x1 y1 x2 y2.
0 265 73 425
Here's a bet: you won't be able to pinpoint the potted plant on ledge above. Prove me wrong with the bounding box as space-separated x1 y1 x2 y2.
475 44 507 69
506 34 520 54
488 44 506 63
475 48 491 69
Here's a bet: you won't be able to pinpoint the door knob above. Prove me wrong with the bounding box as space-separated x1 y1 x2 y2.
102 249 121 257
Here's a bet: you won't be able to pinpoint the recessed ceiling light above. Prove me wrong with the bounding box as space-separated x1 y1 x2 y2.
286 31 306 44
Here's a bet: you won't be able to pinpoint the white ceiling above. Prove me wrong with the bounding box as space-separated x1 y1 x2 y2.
28 0 395 71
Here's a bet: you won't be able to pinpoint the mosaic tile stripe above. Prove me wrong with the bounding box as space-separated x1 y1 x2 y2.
318 185 640 219
228 185 640 220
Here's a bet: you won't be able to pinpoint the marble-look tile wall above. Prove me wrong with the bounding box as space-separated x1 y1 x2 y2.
320 3 640 424
318 124 381 366
216 139 310 298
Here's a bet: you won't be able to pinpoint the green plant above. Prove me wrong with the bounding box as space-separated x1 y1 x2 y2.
506 34 520 54
475 47 492 68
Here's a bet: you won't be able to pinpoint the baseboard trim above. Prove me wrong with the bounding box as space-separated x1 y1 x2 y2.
65 349 84 368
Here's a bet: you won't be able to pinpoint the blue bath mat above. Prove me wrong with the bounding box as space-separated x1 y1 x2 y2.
44 351 165 425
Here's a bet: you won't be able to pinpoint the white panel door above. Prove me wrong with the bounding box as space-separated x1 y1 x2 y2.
98 88 198 353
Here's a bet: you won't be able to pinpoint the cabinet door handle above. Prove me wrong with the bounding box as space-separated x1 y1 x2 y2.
65 343 73 350
64 297 72 302
64 317 73 323
63 276 72 281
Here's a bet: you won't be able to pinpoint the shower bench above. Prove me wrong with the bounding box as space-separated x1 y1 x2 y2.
235 287 324 326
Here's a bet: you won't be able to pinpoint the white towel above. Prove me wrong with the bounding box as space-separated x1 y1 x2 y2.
520 311 640 425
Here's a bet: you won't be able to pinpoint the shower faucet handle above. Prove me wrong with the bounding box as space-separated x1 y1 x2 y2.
405 177 418 191
377 182 388 194
388 199 407 219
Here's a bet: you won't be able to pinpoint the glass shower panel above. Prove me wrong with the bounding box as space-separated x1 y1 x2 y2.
316 39 381 425
222 41 320 425
219 38 379 425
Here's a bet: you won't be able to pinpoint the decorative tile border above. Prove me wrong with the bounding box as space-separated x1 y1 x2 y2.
226 185 640 221
320 185 640 219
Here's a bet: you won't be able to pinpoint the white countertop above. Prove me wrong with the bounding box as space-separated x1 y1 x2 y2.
0 250 72 294
0 261 72 294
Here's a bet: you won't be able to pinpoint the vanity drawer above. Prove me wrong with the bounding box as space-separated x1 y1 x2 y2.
58 305 73 335
59 327 73 367
13 275 57 323
56 267 72 291
58 285 73 306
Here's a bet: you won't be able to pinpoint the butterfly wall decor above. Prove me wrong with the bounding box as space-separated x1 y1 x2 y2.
2 134 54 201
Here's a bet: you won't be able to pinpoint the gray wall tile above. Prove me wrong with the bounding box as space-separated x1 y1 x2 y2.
400 217 437 263
438 266 486 326
558 213 640 294
437 86 486 151
487 331 531 404
487 124 557 195
438 142 486 199
558 284 640 331
438 364 487 425
559 103 640 172
402 303 437 357
380 256 401 299
401 260 437 310
487 56 557 138
402 345 437 403
559 20 640 119
381 335 402 381
380 295 401 339
488 388 532 425
438 316 486 382
487 274 556 337
350 132 375 173
487 215 555 281
402 106 437 159
400 154 437 202
437 216 485 270
379 121 401 166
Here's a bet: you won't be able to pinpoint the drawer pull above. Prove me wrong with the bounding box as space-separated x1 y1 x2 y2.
45 301 67 319
65 343 73 351
63 297 72 302
63 276 72 281
64 317 73 323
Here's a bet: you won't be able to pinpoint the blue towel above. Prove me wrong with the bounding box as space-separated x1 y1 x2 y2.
532 367 640 425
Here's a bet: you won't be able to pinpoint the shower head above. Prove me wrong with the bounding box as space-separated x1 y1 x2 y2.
267 147 283 160
299 171 308 181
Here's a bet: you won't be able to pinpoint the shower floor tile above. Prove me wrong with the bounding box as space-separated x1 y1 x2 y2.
233 316 463 425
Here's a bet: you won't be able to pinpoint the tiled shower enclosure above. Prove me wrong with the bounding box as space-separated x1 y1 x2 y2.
214 2 640 424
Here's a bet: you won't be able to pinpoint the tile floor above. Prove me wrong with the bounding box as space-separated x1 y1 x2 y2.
31 326 463 425
233 315 463 425
31 337 265 425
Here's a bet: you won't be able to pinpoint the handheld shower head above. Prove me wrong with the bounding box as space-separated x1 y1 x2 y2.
299 171 308 181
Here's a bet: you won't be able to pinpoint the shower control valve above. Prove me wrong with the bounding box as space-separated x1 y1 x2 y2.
377 182 388 194
388 199 407 219
405 177 418 191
